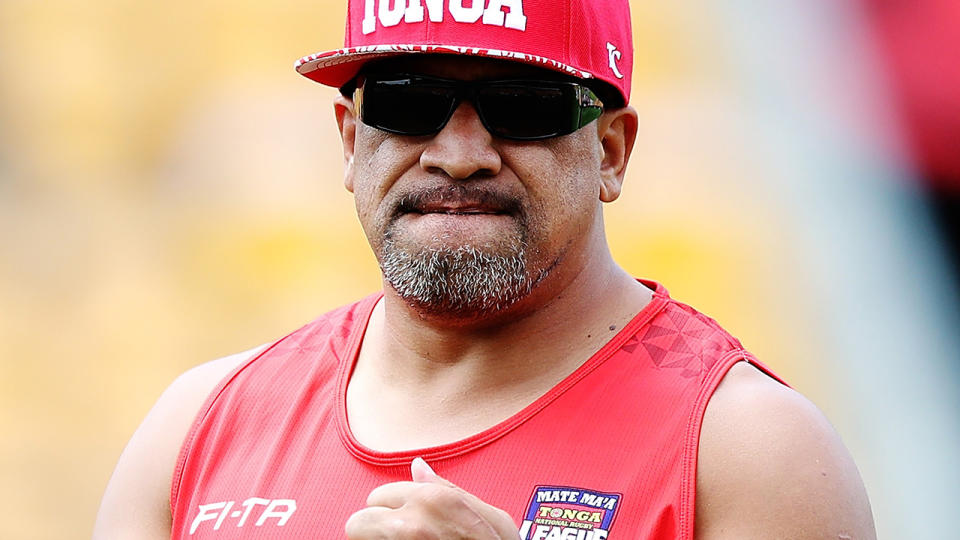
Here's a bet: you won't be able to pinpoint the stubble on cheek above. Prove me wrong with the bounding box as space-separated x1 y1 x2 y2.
351 127 423 248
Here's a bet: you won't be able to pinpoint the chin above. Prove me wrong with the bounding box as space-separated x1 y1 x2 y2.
379 239 538 316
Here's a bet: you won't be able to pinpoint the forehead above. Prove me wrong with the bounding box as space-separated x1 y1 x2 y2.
361 54 574 82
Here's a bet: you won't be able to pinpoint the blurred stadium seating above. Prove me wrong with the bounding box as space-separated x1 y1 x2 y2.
1 1 957 537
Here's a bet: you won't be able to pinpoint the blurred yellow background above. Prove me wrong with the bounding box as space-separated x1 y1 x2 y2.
2 1 957 539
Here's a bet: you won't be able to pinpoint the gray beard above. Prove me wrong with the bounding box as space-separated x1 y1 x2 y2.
379 235 536 316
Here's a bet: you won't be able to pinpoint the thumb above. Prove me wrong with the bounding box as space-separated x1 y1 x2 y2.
411 457 454 485
410 457 519 538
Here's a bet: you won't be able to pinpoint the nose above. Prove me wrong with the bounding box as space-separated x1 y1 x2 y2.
419 101 502 180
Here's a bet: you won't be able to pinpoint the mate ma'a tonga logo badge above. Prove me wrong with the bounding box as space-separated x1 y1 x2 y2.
519 485 621 540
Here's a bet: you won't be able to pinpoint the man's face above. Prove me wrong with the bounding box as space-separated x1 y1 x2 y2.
338 56 616 318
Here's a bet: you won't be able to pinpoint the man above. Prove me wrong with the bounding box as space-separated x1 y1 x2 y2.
94 0 876 538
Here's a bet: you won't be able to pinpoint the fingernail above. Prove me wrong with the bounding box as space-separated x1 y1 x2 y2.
411 456 434 476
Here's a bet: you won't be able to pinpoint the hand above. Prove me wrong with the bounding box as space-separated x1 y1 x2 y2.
345 457 519 539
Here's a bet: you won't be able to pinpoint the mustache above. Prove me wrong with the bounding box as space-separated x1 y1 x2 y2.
392 185 523 216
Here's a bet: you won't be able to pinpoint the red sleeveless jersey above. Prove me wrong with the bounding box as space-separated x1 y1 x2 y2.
171 281 782 539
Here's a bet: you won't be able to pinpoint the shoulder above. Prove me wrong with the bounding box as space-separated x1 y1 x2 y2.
165 348 261 408
694 362 876 540
93 345 266 539
146 344 267 450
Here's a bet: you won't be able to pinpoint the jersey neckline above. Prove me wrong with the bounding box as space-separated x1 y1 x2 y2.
334 279 672 466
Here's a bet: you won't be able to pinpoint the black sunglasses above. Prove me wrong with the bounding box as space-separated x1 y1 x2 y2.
354 74 604 141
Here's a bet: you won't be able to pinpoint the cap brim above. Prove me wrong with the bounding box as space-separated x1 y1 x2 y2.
295 44 594 89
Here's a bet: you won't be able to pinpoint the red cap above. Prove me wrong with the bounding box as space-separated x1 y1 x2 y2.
295 0 633 104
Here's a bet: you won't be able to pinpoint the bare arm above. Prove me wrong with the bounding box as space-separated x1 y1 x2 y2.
695 362 876 539
92 347 263 540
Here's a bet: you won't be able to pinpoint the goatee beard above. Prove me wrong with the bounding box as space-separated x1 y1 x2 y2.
379 232 538 317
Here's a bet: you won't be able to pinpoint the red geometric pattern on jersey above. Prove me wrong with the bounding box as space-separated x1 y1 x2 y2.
636 302 730 379
170 280 784 539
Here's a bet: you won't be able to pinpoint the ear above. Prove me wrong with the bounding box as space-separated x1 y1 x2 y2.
596 105 638 203
334 94 358 193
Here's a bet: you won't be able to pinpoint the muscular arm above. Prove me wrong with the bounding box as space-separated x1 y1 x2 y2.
92 347 263 540
695 362 876 539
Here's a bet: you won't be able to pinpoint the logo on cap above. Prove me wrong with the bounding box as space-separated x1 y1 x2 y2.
361 0 527 35
606 42 623 79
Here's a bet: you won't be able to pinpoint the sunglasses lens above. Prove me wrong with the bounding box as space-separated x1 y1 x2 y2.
362 78 455 136
477 84 573 140
359 76 599 140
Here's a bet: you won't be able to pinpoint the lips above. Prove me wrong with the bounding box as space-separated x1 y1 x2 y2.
414 202 506 215
394 186 520 218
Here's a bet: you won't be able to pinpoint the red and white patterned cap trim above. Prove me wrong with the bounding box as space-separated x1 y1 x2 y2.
295 0 632 103
295 44 595 89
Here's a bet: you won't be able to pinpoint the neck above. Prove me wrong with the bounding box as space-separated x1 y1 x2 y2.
346 233 653 451
366 239 651 392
